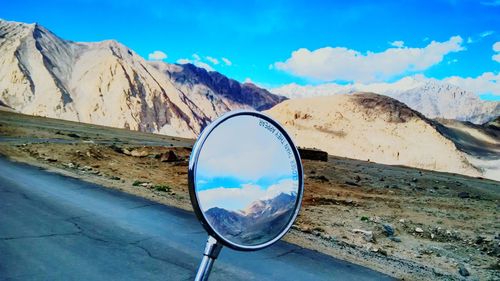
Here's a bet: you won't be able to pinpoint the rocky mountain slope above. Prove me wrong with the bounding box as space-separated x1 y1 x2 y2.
272 77 499 124
390 82 499 124
206 192 295 245
485 116 500 130
0 19 284 138
150 62 286 111
433 117 500 181
265 93 482 177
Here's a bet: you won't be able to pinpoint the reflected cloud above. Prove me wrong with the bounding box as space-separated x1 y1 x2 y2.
196 115 294 182
198 179 296 212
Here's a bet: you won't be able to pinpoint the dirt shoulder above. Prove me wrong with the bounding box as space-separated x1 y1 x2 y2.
1 111 499 280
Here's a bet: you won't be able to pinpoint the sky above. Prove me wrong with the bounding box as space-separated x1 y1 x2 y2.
1 0 499 99
195 115 298 211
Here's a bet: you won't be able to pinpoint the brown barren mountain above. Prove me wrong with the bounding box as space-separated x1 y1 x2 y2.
266 93 481 177
0 19 284 138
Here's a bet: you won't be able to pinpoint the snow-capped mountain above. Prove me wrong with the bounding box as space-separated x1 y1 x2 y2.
241 192 296 218
0 19 284 138
390 82 499 124
272 77 499 124
205 192 295 245
271 76 429 99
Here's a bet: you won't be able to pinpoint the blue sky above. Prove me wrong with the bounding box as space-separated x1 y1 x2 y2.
2 0 499 99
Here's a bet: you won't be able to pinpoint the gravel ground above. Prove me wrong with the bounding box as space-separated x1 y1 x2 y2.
1 110 499 280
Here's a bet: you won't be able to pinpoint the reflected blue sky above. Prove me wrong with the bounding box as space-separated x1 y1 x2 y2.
196 174 294 191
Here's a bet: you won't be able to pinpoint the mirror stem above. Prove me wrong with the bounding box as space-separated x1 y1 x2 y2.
194 236 223 281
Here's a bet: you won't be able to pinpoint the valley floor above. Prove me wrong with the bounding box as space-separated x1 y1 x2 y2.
0 111 499 281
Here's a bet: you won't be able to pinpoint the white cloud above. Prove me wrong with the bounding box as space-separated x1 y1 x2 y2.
176 54 231 70
176 58 191 64
493 42 500 63
196 114 296 181
198 179 296 211
271 75 430 99
176 54 215 71
273 36 465 83
390 40 405 48
194 61 214 71
468 31 495 44
199 184 263 212
271 72 500 99
222 57 232 66
480 30 495 38
244 77 253 84
148 50 167 61
494 42 500 52
444 72 500 96
206 56 219 65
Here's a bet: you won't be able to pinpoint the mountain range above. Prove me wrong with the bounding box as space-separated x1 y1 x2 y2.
1 19 497 131
1 19 498 180
272 77 499 124
265 93 487 177
433 117 500 181
0 19 284 138
205 192 296 246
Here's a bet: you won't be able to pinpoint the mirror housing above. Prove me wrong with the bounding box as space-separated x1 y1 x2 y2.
188 110 304 251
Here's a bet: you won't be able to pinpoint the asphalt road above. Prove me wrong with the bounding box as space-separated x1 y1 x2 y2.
0 157 394 281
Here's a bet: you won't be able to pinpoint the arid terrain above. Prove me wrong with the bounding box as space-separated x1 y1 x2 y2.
0 19 284 139
1 110 499 280
266 93 499 181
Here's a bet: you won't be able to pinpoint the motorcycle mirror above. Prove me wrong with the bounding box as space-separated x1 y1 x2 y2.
188 110 304 280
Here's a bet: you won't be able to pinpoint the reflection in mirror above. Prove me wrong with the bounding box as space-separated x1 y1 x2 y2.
194 114 300 247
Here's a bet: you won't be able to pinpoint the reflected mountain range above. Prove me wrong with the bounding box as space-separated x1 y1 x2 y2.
205 192 297 246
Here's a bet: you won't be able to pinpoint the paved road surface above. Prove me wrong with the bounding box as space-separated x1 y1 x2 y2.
0 157 394 280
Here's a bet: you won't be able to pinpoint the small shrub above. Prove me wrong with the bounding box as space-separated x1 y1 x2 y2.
154 185 171 192
133 180 146 186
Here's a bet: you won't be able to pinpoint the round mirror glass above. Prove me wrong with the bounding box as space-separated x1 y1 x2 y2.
189 111 303 250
